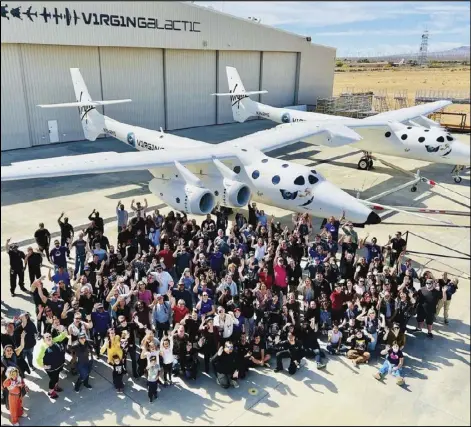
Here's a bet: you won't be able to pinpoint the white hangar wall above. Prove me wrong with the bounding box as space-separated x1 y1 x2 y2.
0 1 335 150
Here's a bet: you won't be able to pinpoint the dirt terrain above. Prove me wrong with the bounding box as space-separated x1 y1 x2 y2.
333 67 470 126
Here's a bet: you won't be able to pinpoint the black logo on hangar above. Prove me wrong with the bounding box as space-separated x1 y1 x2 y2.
1 4 201 31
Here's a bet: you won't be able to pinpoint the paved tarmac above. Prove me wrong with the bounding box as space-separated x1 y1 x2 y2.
1 121 470 426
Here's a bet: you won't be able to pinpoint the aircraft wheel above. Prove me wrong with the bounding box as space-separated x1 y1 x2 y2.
410 186 417 192
358 159 369 170
454 176 462 184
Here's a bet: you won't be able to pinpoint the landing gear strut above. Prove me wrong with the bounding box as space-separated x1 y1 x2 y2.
358 152 374 171
452 165 465 184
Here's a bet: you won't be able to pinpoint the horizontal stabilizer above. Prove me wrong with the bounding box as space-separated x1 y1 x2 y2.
323 124 363 146
211 90 267 97
38 99 132 108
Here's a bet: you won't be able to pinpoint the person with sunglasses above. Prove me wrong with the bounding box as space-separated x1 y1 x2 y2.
211 341 239 389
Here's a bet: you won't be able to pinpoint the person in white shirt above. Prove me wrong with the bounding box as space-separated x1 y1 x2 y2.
326 324 344 355
252 237 267 261
150 264 174 295
213 307 239 341
160 333 174 386
115 278 131 305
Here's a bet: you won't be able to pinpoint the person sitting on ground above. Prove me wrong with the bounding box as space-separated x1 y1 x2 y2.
346 328 371 367
211 341 240 389
374 341 405 386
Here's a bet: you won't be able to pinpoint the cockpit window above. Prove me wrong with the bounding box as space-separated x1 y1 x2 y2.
308 175 318 185
446 135 453 142
436 136 445 143
310 169 317 174
294 176 305 186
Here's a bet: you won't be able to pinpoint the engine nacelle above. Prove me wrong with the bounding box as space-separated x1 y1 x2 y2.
204 178 251 208
149 178 215 215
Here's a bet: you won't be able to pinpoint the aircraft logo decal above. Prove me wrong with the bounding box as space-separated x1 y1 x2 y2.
127 132 136 147
230 84 248 110
281 112 291 123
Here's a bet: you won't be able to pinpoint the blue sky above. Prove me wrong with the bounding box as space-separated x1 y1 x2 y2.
193 1 470 57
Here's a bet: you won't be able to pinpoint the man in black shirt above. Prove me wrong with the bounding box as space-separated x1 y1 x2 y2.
211 341 240 389
91 230 110 252
58 212 74 257
300 319 326 369
5 239 27 296
274 332 304 374
115 316 139 378
388 232 407 267
34 222 51 262
88 209 104 233
416 279 443 338
24 246 43 286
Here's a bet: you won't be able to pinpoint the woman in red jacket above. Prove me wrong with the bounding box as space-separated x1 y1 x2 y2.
3 367 28 425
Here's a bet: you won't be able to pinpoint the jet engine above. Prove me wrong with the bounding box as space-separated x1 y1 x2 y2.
149 178 215 215
204 178 252 208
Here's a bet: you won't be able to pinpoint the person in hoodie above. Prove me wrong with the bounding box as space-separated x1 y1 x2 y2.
34 329 68 399
91 303 111 356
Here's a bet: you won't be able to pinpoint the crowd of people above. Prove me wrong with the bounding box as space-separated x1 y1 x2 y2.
1 198 459 424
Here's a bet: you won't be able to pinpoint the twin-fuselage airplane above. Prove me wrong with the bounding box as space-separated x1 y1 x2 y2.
2 67 464 226
215 67 470 182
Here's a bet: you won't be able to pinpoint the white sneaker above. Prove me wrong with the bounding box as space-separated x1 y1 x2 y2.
20 413 28 418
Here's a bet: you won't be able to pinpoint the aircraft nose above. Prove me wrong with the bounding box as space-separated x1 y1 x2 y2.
365 211 381 225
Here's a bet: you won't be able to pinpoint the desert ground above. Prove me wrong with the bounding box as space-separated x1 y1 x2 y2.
334 66 470 127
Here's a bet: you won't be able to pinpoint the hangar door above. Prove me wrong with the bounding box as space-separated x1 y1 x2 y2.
1 44 30 150
261 52 297 107
217 51 261 124
165 49 216 130
100 47 165 132
21 45 102 146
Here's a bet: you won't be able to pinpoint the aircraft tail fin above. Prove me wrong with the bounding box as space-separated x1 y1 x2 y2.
37 68 131 141
211 66 265 123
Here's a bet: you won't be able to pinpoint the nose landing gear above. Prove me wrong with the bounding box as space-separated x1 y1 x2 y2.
358 152 374 171
452 165 466 184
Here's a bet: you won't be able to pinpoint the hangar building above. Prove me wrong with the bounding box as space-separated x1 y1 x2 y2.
0 1 336 151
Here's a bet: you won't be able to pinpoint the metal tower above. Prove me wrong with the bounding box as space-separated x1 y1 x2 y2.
418 30 429 66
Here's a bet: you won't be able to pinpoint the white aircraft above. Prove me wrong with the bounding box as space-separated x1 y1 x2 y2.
213 67 470 183
1 68 383 225
0 69 453 227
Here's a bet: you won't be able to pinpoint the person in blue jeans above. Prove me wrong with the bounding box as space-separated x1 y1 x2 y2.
374 341 405 385
71 333 94 392
71 233 89 279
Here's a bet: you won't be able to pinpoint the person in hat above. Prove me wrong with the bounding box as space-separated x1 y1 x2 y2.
145 354 160 402
91 303 111 355
2 366 28 426
70 333 94 392
387 232 407 268
5 238 27 297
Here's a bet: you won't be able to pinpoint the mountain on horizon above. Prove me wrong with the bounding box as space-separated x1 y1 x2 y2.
344 46 470 61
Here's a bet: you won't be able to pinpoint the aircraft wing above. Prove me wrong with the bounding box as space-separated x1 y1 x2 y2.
1 148 234 181
364 100 452 124
224 121 362 151
1 122 342 181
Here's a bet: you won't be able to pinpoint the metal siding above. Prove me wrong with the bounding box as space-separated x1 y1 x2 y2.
99 47 165 130
0 2 334 53
216 51 261 124
1 44 31 150
298 44 336 105
21 44 102 146
260 52 297 107
165 49 216 130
